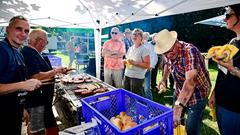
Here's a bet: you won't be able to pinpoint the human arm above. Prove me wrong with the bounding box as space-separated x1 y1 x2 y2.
150 44 158 68
128 55 150 69
208 90 215 109
108 42 126 58
157 64 170 92
102 41 113 57
66 41 75 51
177 69 197 106
215 59 240 78
113 41 126 58
30 67 71 80
102 48 115 57
0 79 42 95
173 69 197 127
102 41 126 58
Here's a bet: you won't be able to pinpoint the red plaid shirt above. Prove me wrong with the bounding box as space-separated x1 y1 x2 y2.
166 41 211 106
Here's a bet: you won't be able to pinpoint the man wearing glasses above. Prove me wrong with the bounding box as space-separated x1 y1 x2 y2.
155 29 211 135
209 3 240 134
21 29 68 135
102 27 125 88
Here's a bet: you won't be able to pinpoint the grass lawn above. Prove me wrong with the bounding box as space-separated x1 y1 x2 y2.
52 52 220 134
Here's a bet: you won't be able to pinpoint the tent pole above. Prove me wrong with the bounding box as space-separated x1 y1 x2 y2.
94 28 102 79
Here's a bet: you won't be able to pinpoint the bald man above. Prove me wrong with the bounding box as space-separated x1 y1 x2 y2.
21 29 67 135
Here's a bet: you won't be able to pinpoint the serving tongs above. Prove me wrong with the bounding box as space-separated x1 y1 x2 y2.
41 78 56 85
62 67 76 74
40 67 77 85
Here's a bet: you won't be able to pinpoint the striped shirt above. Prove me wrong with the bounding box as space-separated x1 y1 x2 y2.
167 41 211 106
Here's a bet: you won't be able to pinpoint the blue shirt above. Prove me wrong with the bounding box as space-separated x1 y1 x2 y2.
0 38 27 135
0 38 26 83
21 46 53 108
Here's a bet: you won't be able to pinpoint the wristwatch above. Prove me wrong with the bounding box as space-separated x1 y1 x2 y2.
175 100 186 108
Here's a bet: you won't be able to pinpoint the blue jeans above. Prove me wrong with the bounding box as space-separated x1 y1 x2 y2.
216 104 240 135
185 99 207 135
173 94 207 135
68 51 75 67
144 70 153 100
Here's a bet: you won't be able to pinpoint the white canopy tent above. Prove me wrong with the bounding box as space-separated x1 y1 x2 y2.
0 0 239 78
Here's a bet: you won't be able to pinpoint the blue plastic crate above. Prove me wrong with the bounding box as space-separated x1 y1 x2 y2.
81 89 173 135
47 55 62 68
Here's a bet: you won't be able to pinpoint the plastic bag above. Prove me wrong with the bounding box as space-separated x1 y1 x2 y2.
209 108 216 122
174 125 186 135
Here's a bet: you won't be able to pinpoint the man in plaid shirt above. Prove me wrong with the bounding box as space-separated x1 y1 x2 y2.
155 29 211 135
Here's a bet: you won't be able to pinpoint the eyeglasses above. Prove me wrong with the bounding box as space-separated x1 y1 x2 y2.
37 37 48 44
111 32 118 35
225 13 235 20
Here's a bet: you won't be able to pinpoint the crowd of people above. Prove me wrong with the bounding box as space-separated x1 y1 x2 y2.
0 3 239 135
101 3 240 135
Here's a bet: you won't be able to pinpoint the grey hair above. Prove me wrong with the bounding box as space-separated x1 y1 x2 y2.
111 27 120 32
28 29 47 44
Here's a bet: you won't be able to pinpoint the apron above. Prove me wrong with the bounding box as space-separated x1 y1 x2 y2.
0 39 28 135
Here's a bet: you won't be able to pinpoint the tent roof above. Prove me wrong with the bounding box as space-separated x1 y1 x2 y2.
0 0 239 28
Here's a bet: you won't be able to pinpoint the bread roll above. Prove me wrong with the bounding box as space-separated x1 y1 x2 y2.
122 121 137 131
119 112 126 118
110 117 123 130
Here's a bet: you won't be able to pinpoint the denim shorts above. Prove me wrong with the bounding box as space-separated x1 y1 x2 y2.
27 106 45 133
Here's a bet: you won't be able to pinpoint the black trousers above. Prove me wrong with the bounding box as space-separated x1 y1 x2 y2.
123 76 144 96
0 93 24 135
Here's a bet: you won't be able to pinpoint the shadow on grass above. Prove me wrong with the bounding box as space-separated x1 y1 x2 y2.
202 107 212 120
152 88 174 106
200 122 219 135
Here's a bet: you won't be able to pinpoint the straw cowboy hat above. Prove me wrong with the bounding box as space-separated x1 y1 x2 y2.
154 29 178 54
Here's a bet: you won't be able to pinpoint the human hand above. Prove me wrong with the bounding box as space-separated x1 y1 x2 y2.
173 105 183 128
214 59 233 70
111 51 118 55
157 81 166 94
147 67 152 72
56 67 75 74
208 91 215 109
123 59 127 64
22 79 42 91
127 59 135 65
124 59 133 69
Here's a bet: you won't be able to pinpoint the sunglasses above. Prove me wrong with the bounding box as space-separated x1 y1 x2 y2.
132 32 141 36
111 32 118 35
225 13 235 20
